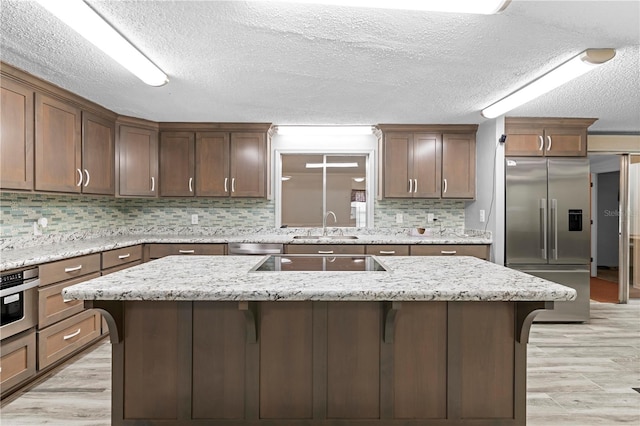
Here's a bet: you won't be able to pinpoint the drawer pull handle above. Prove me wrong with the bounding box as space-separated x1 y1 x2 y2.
63 328 81 340
379 250 396 254
64 265 83 273
178 250 195 254
118 253 131 259
440 250 457 255
318 250 334 254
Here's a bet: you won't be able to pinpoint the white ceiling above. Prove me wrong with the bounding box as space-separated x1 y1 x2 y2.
1 0 639 132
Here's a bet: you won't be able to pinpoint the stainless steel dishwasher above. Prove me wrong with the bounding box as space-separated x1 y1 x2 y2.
227 243 283 255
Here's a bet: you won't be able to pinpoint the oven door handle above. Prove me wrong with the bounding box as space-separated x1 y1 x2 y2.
0 278 40 297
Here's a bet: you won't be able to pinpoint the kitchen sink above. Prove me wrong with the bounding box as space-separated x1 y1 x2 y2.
292 235 358 240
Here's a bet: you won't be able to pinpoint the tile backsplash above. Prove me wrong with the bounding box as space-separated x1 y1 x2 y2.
1 192 465 240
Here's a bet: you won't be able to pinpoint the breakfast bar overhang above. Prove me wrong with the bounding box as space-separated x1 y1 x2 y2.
64 255 576 426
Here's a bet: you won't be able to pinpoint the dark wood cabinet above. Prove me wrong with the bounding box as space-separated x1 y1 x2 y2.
383 132 441 198
159 132 195 196
117 123 158 197
196 132 229 196
442 133 475 198
81 112 115 195
504 117 596 157
230 132 266 197
35 94 82 193
158 128 266 198
0 79 34 191
378 125 477 200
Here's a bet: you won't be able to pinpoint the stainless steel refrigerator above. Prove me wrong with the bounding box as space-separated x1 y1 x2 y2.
505 157 590 322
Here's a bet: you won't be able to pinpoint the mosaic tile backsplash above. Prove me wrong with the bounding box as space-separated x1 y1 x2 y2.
1 192 465 242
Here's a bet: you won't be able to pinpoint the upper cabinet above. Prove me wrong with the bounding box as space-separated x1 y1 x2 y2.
0 78 34 191
117 120 159 197
377 125 478 200
504 117 597 157
81 112 115 195
35 94 82 193
158 124 270 198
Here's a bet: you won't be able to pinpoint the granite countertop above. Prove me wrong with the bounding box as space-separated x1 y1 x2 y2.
62 255 575 303
0 230 492 272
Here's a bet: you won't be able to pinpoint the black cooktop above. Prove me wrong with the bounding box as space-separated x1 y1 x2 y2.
251 254 388 272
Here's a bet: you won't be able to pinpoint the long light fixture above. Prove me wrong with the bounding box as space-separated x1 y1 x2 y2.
36 0 168 86
276 126 374 136
305 162 359 168
481 48 616 119
261 0 511 14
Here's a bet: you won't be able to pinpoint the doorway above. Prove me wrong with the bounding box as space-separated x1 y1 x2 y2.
589 153 640 302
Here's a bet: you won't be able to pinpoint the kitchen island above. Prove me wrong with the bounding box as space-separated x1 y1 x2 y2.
63 255 575 426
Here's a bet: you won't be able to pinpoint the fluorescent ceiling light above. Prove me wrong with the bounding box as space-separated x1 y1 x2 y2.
276 126 373 136
36 0 168 86
481 48 616 119
260 0 511 14
306 162 359 168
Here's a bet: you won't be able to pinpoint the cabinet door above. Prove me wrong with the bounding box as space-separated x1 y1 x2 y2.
504 126 544 156
1 79 34 190
230 132 265 197
442 133 475 199
412 133 441 198
196 132 229 196
159 132 195 196
35 94 81 192
81 112 115 195
544 127 587 156
384 133 412 198
118 125 158 197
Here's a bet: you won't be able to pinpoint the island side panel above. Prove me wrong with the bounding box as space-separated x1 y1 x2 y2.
393 302 448 419
259 301 314 419
192 302 246 420
123 301 179 420
326 302 381 419
459 302 515 419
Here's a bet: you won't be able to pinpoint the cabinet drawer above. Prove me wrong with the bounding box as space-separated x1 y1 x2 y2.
39 254 101 286
102 260 142 276
285 244 365 255
410 244 490 260
0 330 36 396
38 273 99 329
37 310 101 370
365 245 409 256
148 244 225 259
102 245 142 269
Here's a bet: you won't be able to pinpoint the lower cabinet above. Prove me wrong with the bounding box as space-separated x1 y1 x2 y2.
0 330 36 396
37 309 101 369
285 244 366 255
148 243 226 259
411 244 490 260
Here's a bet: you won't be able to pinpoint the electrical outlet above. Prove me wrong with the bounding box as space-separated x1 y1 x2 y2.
427 213 434 222
479 210 486 223
395 213 403 224
191 214 199 225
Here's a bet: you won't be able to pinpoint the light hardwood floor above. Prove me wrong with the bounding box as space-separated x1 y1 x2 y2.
1 301 639 425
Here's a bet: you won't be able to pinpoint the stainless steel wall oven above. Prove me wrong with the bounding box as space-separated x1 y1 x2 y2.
1 268 39 339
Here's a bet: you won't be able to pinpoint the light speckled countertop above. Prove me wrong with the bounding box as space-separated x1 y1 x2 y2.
0 232 492 272
62 255 575 302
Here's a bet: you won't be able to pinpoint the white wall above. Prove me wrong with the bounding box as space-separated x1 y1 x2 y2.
465 117 505 264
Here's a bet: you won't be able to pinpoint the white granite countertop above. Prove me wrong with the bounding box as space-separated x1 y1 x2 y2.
62 255 575 302
0 231 492 272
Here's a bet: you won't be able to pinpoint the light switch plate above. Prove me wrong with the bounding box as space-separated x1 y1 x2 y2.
427 213 434 222
191 214 199 225
479 210 485 223
395 213 403 224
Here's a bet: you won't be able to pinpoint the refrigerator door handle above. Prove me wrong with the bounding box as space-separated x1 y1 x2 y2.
540 198 547 259
551 198 558 260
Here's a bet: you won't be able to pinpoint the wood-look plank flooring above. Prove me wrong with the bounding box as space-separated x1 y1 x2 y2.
1 301 638 425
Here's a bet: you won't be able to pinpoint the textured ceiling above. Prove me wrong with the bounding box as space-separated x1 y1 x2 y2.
1 0 639 132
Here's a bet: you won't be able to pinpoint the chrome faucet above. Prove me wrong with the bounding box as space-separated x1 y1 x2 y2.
323 211 337 236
